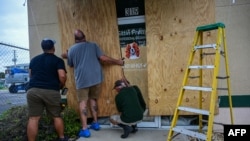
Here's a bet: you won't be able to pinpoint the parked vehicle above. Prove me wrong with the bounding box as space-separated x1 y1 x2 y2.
4 63 29 93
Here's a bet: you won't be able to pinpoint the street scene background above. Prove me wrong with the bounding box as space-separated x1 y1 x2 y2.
0 43 29 115
0 89 27 115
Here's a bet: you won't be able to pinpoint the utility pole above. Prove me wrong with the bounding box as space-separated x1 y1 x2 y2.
12 50 17 67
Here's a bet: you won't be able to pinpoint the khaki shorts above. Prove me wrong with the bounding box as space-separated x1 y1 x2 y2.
76 83 101 102
27 88 62 117
110 115 141 126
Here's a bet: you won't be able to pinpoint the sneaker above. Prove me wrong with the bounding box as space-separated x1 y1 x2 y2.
90 122 100 130
78 129 91 138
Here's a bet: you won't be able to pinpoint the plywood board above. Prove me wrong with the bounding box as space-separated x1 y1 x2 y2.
57 0 123 116
145 0 216 115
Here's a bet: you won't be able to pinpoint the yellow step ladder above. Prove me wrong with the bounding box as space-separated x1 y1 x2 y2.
167 22 234 141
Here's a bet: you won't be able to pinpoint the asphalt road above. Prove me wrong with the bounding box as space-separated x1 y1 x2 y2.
0 89 27 115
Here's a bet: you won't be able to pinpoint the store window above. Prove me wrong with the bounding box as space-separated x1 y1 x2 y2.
115 0 146 48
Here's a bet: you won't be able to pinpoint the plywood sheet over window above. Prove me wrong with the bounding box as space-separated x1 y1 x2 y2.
57 0 123 116
145 0 216 115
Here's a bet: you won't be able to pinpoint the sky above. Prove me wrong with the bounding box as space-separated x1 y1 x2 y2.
0 0 29 72
0 0 29 48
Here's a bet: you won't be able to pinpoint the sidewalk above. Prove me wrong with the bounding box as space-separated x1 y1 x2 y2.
75 127 189 141
74 127 224 141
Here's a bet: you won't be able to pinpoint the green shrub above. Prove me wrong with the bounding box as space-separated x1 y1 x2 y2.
0 105 80 141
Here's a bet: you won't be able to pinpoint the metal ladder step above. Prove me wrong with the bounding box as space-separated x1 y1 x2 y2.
172 127 207 140
183 86 212 91
194 44 216 50
216 76 229 79
178 106 209 115
201 119 224 126
189 65 214 69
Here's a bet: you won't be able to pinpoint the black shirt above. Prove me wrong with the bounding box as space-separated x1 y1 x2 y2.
28 53 66 91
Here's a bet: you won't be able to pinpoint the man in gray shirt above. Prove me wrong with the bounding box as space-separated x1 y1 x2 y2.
62 29 124 138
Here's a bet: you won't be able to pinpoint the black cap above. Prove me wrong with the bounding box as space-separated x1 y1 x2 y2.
41 38 56 50
113 80 124 89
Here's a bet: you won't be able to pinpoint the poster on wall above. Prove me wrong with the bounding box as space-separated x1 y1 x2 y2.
119 23 146 48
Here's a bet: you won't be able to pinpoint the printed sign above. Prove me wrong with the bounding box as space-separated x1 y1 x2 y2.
118 23 146 47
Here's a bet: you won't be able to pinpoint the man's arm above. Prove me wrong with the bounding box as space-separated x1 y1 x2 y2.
61 50 75 68
58 69 67 89
99 55 124 66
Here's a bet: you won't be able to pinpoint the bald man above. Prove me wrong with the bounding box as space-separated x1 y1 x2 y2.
61 29 124 138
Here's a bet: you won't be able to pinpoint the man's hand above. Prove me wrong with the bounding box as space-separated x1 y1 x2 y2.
119 59 125 66
109 118 118 125
61 50 68 59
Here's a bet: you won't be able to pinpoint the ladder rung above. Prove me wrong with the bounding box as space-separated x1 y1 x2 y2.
172 127 207 140
183 86 212 91
189 76 200 79
178 106 210 115
203 51 225 56
216 76 229 79
189 65 214 69
201 119 224 126
217 88 228 90
203 52 215 56
194 44 216 50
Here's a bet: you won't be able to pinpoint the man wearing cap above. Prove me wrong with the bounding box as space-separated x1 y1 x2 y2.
110 79 146 138
26 38 68 141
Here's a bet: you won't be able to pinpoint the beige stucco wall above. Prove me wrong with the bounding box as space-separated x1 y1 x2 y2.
214 0 250 130
28 0 61 58
215 0 250 95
